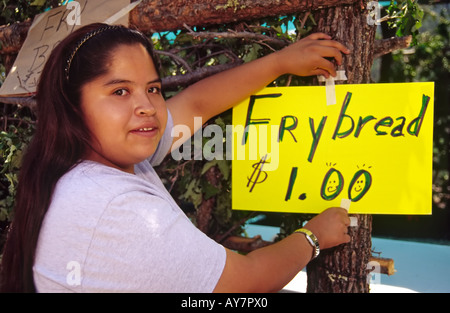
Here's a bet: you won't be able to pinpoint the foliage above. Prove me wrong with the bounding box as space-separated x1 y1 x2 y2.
380 4 450 211
385 0 424 45
0 105 35 250
0 0 51 248
0 115 34 222
0 0 63 25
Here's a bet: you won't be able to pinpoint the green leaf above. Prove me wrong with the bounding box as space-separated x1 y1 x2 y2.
182 179 202 208
30 0 47 6
202 181 219 200
243 44 262 63
216 159 230 180
201 160 218 175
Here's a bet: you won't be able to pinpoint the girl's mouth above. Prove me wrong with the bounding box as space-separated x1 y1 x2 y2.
131 127 158 137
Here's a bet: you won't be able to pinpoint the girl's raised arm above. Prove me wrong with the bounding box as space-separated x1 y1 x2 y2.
166 33 350 149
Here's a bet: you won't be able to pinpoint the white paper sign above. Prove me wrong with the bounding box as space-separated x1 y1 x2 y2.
0 0 138 97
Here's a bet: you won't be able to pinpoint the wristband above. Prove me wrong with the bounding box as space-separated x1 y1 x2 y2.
294 228 320 260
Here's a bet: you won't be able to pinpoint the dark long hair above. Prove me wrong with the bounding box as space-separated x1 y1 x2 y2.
0 23 158 292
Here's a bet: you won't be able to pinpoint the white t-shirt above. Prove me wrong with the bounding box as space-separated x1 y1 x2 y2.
33 111 226 292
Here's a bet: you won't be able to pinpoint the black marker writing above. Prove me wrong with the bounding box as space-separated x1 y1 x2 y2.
278 115 298 143
247 154 269 192
285 167 298 201
242 94 282 145
308 116 327 163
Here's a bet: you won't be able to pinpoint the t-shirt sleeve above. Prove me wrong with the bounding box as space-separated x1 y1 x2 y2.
81 191 226 293
148 108 174 167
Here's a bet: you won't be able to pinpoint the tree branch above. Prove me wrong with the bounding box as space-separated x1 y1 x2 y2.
0 0 359 55
369 256 396 276
220 235 272 253
162 62 242 91
185 28 290 49
131 0 360 33
154 50 193 72
0 96 37 110
373 35 412 59
0 19 32 53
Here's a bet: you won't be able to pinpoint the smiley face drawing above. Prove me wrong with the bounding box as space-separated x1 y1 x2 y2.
320 168 344 200
348 169 372 201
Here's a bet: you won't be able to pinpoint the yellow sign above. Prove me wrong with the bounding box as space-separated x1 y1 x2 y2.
231 82 434 215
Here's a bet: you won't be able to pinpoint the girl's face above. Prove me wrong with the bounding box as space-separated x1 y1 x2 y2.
80 43 167 173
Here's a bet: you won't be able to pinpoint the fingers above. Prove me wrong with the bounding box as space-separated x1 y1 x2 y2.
306 32 351 55
344 216 351 227
340 209 351 243
316 39 351 55
312 42 347 72
343 233 351 243
338 207 351 229
311 57 337 77
299 34 350 77
277 32 350 78
333 207 351 244
306 33 350 60
310 68 332 78
307 32 332 40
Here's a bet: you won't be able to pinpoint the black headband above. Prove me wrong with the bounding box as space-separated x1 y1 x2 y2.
64 25 122 81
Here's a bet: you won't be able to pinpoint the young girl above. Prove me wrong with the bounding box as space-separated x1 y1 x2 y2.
0 23 351 292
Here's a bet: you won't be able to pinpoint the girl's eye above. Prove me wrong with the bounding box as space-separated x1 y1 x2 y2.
113 88 129 96
148 86 161 94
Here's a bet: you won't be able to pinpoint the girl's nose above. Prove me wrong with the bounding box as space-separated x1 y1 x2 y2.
136 97 156 116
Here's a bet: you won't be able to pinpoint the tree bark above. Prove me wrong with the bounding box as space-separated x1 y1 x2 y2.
0 19 32 73
305 1 376 293
197 165 221 234
374 36 412 60
0 0 359 55
130 0 360 33
307 215 373 292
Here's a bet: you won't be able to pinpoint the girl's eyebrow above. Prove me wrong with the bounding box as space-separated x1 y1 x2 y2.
103 78 162 86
